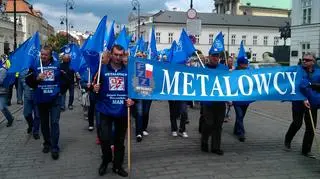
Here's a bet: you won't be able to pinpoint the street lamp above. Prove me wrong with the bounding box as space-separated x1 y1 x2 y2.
60 0 74 43
131 0 140 40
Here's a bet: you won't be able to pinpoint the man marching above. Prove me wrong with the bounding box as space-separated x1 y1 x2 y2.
94 44 134 177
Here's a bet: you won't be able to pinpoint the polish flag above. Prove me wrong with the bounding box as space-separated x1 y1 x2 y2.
145 64 153 79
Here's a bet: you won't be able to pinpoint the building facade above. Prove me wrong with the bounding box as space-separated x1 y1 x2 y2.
129 10 290 62
290 0 320 65
0 17 24 55
214 0 291 17
5 0 54 43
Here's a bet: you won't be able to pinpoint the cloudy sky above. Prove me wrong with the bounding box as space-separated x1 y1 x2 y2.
30 0 214 32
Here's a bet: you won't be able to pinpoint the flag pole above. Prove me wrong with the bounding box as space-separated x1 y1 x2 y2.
88 68 91 84
308 109 320 153
195 51 205 68
127 106 131 172
39 57 43 73
224 51 227 66
96 52 103 84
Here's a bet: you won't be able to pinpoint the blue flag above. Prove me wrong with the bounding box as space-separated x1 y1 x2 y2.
147 26 158 60
115 26 128 50
83 15 107 53
81 35 91 51
103 25 108 51
52 51 59 61
179 29 196 57
136 36 146 52
237 40 248 64
209 31 224 54
107 21 115 51
167 40 178 63
8 32 40 73
127 34 133 46
63 43 84 72
82 50 100 75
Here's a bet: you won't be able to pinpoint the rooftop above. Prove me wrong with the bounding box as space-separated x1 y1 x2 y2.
240 0 291 10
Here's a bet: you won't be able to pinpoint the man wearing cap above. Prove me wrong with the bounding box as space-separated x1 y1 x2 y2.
200 49 228 155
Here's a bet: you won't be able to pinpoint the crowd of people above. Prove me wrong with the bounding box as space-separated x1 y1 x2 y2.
0 42 319 177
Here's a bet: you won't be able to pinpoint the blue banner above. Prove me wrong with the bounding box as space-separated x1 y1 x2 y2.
128 57 305 101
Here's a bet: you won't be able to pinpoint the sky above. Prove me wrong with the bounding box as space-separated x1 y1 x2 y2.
30 0 214 32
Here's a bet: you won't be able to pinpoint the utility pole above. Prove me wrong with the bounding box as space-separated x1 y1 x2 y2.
13 0 17 50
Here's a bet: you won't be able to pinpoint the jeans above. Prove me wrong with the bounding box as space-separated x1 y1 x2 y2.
23 97 40 135
0 94 14 122
17 78 23 102
60 84 74 109
99 113 127 169
37 97 61 153
135 100 152 136
233 105 249 137
7 78 18 104
168 101 186 132
285 102 318 154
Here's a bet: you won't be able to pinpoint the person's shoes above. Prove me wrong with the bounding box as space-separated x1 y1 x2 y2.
201 142 209 152
51 152 59 160
6 119 13 127
88 126 94 131
96 137 101 145
178 132 189 138
211 149 224 155
27 126 32 134
112 167 128 177
98 162 108 176
284 141 291 151
142 130 149 136
68 105 73 110
185 120 190 124
17 100 23 105
238 137 246 142
7 101 11 106
172 131 178 137
33 134 40 140
302 152 316 159
136 135 142 142
60 107 65 112
42 146 50 153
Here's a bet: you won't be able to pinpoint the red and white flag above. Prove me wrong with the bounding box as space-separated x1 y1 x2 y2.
145 64 153 79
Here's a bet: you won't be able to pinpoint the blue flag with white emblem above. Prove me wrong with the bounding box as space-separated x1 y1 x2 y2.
209 31 224 54
147 26 158 60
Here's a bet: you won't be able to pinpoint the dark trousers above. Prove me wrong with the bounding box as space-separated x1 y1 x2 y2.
37 97 61 152
60 84 75 108
168 100 186 132
285 103 318 154
201 103 226 150
233 105 249 137
88 91 96 127
135 100 152 136
99 113 127 169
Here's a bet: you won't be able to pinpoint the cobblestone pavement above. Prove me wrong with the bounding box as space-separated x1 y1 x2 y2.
1 97 320 178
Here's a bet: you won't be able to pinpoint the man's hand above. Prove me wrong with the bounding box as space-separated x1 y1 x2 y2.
87 83 91 89
102 52 111 64
126 98 135 107
37 73 46 81
93 84 100 93
304 99 310 109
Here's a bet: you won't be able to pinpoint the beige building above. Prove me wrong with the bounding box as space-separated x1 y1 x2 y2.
214 0 291 17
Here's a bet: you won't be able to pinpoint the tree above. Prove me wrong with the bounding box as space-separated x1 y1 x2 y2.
46 34 68 53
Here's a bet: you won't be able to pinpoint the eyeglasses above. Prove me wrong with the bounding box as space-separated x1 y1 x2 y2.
303 58 313 62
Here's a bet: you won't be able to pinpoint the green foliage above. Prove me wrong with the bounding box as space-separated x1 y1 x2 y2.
46 34 68 53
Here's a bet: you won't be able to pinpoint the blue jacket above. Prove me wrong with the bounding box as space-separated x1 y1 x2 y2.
96 64 128 117
33 59 61 104
299 65 320 108
201 63 228 106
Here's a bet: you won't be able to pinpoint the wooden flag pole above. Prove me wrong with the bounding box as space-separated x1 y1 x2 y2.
308 109 320 153
195 51 205 68
96 52 103 84
127 106 131 172
39 57 43 73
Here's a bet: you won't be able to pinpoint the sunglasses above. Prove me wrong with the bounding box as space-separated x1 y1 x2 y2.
303 58 313 62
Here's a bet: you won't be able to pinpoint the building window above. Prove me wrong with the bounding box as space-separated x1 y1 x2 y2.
242 35 246 45
231 35 236 45
274 36 280 46
195 35 200 44
156 32 161 43
209 34 214 44
252 53 257 62
253 36 258 45
168 33 173 43
263 36 268 46
301 42 310 56
302 0 312 24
